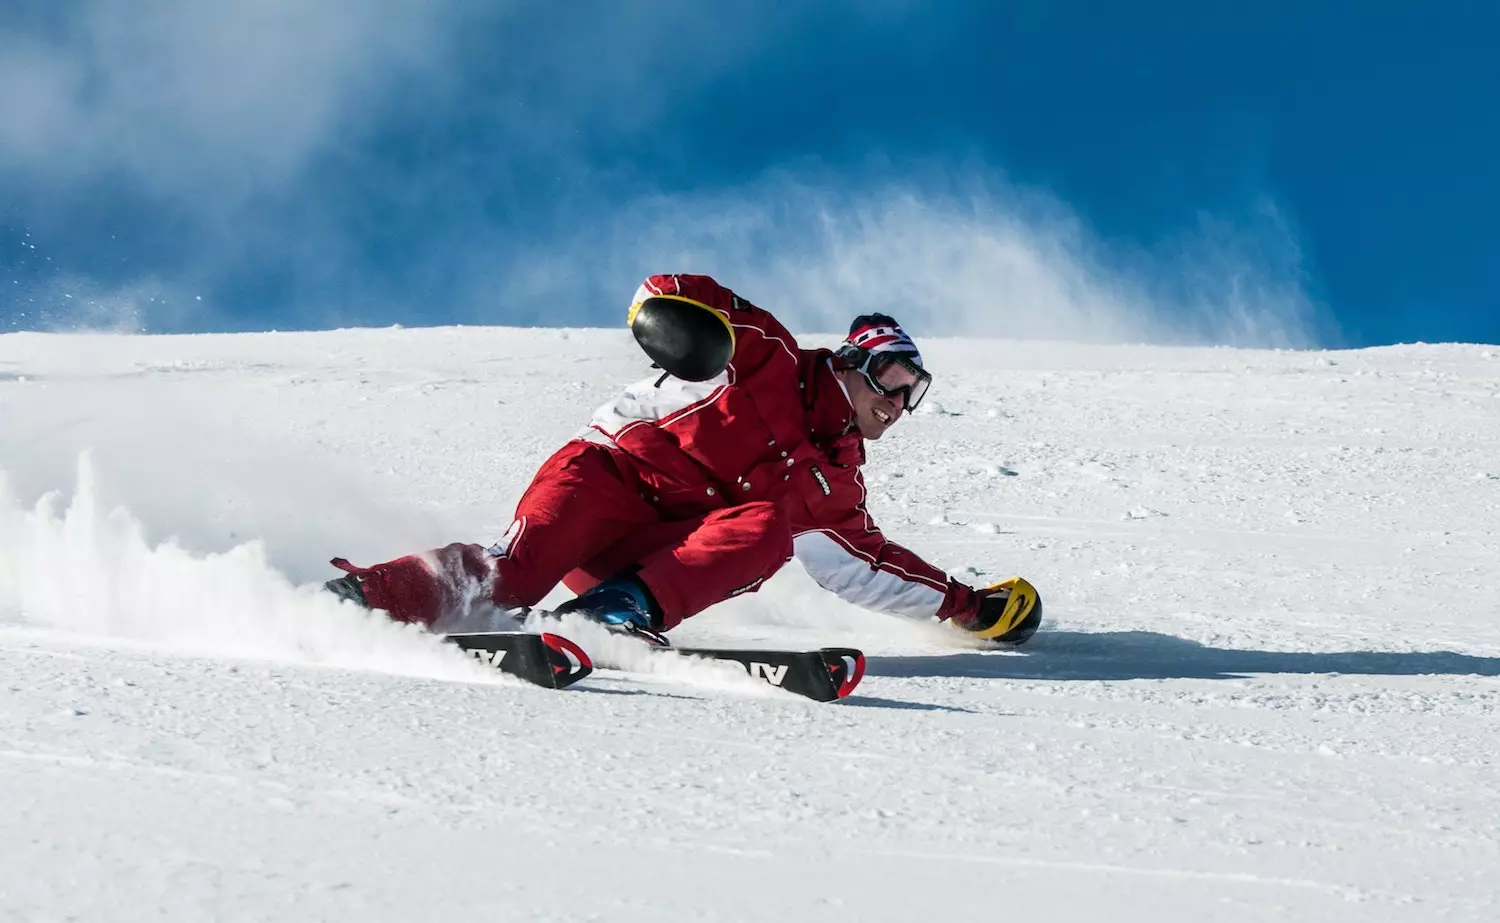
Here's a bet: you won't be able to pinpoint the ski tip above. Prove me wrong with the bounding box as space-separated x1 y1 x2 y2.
538 632 593 688
820 647 866 700
837 652 866 699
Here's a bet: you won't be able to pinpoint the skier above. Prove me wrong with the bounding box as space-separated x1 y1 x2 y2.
325 273 1040 646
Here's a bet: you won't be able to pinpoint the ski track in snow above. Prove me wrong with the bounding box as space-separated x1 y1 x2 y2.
2 327 1499 921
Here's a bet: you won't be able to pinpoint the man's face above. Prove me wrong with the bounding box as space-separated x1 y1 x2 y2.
841 367 904 439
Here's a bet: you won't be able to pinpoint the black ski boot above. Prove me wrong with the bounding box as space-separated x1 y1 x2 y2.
324 574 370 608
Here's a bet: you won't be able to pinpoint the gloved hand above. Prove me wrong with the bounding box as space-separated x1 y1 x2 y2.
629 295 735 382
936 577 1042 645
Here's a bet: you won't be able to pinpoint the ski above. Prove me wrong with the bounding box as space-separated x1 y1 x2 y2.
450 631 594 690
674 645 865 702
445 631 865 702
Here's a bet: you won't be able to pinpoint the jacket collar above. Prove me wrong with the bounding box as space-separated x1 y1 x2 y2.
799 350 865 465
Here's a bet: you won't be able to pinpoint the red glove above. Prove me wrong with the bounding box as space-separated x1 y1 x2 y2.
936 579 997 631
936 577 1042 644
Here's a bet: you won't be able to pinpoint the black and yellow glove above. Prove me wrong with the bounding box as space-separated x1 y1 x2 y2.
938 577 1043 646
628 295 735 382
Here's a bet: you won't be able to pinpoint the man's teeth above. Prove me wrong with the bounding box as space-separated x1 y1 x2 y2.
874 408 891 423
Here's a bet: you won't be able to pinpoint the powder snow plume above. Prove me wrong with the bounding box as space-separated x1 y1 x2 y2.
0 452 807 699
0 453 492 683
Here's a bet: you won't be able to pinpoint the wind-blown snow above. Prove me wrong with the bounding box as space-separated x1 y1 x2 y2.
2 326 1498 921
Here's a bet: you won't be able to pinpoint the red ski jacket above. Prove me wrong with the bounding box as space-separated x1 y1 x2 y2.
580 273 953 619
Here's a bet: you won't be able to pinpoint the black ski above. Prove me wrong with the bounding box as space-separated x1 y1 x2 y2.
674 645 866 702
445 631 865 702
449 631 593 690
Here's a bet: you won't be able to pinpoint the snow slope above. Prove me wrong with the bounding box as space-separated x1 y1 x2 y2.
2 326 1498 922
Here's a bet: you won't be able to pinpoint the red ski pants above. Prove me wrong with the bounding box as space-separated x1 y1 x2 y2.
343 441 794 629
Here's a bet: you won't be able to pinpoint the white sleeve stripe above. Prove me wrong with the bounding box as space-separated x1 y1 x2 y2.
793 531 945 619
797 528 949 592
795 527 873 563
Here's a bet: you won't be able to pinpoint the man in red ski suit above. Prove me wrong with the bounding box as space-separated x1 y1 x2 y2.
326 274 1040 645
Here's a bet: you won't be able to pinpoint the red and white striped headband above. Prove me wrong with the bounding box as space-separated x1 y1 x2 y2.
847 322 923 367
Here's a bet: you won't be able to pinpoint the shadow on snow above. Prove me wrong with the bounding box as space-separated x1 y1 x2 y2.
868 630 1500 682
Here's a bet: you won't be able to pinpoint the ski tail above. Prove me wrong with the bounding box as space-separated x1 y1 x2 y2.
449 631 593 690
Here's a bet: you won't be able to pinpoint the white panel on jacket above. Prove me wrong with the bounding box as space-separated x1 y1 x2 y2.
581 370 730 440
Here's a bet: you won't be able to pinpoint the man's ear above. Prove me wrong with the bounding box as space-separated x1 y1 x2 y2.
834 366 865 394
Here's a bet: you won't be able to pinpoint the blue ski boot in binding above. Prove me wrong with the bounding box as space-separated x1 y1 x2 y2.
552 576 671 647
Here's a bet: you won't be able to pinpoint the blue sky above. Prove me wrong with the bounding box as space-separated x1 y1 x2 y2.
2 2 1496 347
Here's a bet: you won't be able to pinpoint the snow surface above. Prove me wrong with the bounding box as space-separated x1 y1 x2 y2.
2 326 1499 922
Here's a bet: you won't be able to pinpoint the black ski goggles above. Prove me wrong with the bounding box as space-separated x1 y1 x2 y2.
850 349 931 411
